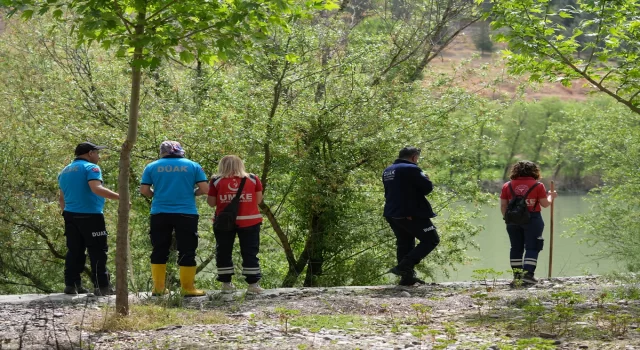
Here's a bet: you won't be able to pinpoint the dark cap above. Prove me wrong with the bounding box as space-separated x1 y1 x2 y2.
74 142 107 156
398 146 421 159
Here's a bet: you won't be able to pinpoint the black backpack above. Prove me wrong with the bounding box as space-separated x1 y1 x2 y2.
504 182 540 224
213 177 247 231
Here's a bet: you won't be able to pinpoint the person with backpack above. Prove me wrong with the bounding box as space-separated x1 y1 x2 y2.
140 141 209 297
500 160 557 286
207 155 264 294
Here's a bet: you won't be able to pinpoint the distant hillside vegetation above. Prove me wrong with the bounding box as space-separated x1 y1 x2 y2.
430 21 593 101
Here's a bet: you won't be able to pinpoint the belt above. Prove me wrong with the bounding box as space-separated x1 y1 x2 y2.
392 217 413 220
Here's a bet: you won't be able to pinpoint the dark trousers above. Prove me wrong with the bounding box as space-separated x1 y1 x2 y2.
386 217 440 271
214 223 261 284
506 212 545 275
149 214 199 266
63 212 110 289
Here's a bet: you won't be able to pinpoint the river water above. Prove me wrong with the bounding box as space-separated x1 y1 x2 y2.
439 194 620 282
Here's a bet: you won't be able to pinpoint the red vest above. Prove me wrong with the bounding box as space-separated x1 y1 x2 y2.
500 177 547 212
208 175 263 228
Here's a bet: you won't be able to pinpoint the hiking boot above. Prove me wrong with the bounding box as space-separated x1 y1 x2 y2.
94 286 115 296
64 285 89 295
399 276 426 286
247 283 264 295
522 273 538 285
221 282 236 294
388 266 412 279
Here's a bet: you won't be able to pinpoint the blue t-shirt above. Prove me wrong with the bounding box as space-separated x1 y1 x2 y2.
58 159 106 214
141 157 208 215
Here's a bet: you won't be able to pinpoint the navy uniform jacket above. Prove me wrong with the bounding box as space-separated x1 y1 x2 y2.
382 159 436 219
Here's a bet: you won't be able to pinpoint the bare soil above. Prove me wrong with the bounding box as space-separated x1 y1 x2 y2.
431 31 594 102
1 277 640 349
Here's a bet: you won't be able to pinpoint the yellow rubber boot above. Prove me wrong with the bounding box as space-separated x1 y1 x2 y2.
180 266 205 297
151 264 169 296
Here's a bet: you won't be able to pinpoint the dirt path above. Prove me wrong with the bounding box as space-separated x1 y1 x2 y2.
1 277 640 349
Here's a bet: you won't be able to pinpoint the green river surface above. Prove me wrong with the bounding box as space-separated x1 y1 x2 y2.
439 194 620 282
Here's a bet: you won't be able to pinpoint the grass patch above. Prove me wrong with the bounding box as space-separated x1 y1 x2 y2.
289 314 367 333
88 304 231 332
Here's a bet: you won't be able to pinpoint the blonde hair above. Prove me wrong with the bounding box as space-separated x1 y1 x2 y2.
217 155 249 178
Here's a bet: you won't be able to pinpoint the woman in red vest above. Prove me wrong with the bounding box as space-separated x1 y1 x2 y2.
207 155 264 294
500 160 557 286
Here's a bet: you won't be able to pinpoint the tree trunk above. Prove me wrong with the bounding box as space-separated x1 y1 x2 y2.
476 121 485 181
281 247 310 287
115 19 145 315
553 160 564 181
502 110 526 181
502 129 521 181
533 112 551 163
304 213 324 287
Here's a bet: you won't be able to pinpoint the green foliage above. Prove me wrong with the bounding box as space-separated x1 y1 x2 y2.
0 0 492 293
16 0 639 295
541 291 584 336
290 314 366 333
592 306 634 338
490 0 640 114
2 0 332 68
274 307 300 333
522 298 545 333
550 290 585 307
93 304 229 331
561 99 640 272
411 324 429 339
472 268 504 291
497 337 557 350
443 321 457 341
1 0 337 305
471 292 489 318
411 303 432 324
473 21 495 54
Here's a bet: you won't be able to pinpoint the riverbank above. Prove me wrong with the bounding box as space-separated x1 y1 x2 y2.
2 276 639 349
478 179 598 194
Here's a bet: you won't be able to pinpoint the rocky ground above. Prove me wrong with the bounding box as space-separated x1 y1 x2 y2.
2 276 640 349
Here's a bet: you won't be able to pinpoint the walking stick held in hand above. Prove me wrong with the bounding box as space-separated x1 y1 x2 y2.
548 180 555 279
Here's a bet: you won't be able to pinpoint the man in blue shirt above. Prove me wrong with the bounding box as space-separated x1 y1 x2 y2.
382 147 439 286
140 141 209 297
58 142 120 296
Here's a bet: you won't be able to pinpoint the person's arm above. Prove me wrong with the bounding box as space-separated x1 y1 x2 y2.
88 180 120 200
140 184 154 198
255 191 263 205
59 190 65 211
207 177 218 207
194 181 209 196
500 199 508 217
413 168 433 195
539 190 558 208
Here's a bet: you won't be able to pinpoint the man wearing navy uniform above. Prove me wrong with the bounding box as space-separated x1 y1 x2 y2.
140 141 209 297
58 142 120 296
382 146 439 286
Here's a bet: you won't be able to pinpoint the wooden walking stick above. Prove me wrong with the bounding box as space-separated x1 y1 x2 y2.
548 180 555 279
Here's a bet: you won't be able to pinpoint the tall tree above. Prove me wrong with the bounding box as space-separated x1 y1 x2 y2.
473 20 494 54
2 0 331 315
490 0 640 115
